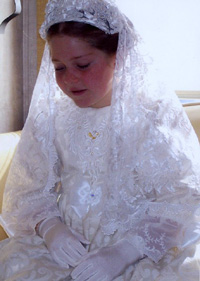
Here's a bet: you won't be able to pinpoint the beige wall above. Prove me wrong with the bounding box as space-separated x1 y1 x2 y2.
0 3 23 133
0 1 45 133
37 0 48 71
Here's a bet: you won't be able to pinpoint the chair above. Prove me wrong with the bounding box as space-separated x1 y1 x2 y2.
0 131 21 240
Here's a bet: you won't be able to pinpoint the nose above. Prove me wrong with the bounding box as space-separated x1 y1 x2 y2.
63 70 79 84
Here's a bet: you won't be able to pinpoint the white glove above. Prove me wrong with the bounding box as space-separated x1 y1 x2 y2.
38 217 89 268
71 238 143 281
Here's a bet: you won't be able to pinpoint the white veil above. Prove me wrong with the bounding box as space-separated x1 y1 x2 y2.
1 0 200 262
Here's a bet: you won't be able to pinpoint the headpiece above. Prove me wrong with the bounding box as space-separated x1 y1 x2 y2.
40 0 124 37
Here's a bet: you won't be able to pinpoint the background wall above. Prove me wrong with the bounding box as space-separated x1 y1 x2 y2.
116 0 200 93
0 0 199 134
0 0 23 133
37 0 48 70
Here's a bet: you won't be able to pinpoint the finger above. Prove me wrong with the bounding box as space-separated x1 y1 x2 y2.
70 240 88 256
52 250 70 268
72 267 96 281
80 237 90 245
81 271 100 281
69 228 90 245
71 260 92 279
61 246 82 267
87 272 104 281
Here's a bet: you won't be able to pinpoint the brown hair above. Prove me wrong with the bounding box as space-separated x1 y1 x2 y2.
47 21 118 56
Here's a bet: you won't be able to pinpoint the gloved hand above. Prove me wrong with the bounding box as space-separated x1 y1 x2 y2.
71 238 143 281
38 217 89 268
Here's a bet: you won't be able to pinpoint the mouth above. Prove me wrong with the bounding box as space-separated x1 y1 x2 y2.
71 89 87 96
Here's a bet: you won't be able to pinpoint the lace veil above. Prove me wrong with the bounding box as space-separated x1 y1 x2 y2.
1 0 200 261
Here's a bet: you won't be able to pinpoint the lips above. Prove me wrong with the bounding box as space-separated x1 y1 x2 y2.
71 89 87 96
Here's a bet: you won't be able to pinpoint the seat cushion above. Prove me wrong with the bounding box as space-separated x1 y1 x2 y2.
184 104 200 141
0 131 21 240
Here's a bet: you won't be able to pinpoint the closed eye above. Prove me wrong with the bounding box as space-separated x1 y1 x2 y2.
55 66 66 72
77 63 90 70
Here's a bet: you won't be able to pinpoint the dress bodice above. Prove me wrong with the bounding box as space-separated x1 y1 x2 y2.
55 102 112 246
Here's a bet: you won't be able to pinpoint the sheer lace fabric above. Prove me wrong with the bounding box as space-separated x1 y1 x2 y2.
40 0 134 38
55 91 200 264
0 0 200 279
0 45 61 236
1 98 200 280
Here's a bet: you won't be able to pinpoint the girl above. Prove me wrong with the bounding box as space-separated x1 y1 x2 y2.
0 0 200 280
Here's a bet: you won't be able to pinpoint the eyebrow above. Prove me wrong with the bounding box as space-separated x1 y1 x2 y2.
52 53 93 62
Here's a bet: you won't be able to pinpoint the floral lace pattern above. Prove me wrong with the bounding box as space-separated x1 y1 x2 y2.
1 0 200 279
101 93 200 261
0 236 72 281
40 0 132 38
0 45 61 236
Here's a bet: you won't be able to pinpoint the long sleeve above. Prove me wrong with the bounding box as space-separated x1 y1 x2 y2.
125 206 199 263
101 94 200 263
0 44 63 237
0 116 61 237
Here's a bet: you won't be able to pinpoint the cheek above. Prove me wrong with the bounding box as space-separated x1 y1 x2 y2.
55 74 60 84
80 70 96 90
98 65 114 89
55 74 64 90
87 64 113 90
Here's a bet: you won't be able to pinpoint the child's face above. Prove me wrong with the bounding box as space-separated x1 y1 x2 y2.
49 35 116 108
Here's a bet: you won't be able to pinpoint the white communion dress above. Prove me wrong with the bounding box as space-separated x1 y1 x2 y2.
1 0 200 280
0 96 200 281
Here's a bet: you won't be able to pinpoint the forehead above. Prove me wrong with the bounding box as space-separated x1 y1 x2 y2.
49 35 96 60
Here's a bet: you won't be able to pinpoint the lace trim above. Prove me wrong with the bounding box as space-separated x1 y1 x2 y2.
40 0 131 38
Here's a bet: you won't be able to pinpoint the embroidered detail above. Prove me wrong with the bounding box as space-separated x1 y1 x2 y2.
88 131 100 140
55 103 110 214
78 184 102 206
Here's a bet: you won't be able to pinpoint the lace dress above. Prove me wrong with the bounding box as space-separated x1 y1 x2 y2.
0 100 200 281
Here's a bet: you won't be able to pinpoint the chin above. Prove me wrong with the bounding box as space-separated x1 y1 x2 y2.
73 100 92 108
